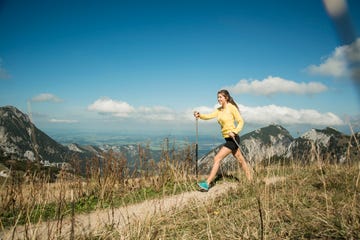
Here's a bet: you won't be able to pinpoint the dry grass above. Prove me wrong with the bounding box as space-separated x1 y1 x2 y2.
114 163 360 240
0 143 196 238
0 139 359 239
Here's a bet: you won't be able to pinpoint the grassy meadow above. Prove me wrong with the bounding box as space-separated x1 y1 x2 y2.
0 142 359 239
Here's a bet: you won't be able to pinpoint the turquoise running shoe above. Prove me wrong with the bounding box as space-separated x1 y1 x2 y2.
197 181 209 192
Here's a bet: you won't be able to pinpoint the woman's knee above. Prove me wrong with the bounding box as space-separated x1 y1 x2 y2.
213 155 222 164
215 147 231 162
232 150 241 159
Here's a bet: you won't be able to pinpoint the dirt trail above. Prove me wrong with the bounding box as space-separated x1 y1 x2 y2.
1 181 238 239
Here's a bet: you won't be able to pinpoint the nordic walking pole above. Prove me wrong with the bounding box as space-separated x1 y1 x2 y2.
195 116 199 178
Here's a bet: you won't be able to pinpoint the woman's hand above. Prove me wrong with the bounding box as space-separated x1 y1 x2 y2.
193 111 200 119
229 132 236 138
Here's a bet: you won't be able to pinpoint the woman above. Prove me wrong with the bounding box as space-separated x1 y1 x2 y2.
194 89 252 191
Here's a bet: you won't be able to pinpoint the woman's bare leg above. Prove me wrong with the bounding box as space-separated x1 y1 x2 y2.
233 148 252 181
206 146 232 184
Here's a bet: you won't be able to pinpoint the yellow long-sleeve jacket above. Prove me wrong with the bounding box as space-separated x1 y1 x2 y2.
199 103 244 138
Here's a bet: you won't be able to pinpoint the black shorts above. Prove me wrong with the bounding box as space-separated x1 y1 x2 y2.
223 135 240 151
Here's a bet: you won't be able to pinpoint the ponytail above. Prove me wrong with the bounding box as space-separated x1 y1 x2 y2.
229 96 239 110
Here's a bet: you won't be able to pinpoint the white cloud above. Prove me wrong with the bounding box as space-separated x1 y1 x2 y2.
88 98 176 120
137 106 176 121
88 97 344 127
306 38 360 78
307 46 348 77
225 76 328 96
188 104 343 126
49 119 79 123
88 97 135 117
31 93 63 103
239 104 344 126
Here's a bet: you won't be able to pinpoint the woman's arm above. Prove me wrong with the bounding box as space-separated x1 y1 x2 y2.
199 109 218 120
231 105 244 134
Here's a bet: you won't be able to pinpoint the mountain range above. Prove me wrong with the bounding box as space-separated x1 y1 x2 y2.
0 106 359 177
198 124 359 175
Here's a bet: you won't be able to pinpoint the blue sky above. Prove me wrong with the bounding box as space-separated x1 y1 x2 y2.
1 0 360 138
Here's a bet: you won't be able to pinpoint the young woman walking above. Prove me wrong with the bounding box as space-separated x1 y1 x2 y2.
194 89 252 191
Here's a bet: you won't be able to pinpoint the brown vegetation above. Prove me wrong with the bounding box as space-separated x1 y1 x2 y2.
0 140 359 239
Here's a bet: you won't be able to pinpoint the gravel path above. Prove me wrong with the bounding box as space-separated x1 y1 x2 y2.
1 181 238 239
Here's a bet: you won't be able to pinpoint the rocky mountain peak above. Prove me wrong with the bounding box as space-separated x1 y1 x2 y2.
0 105 31 124
300 127 343 148
243 124 293 144
240 124 293 163
0 106 95 164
